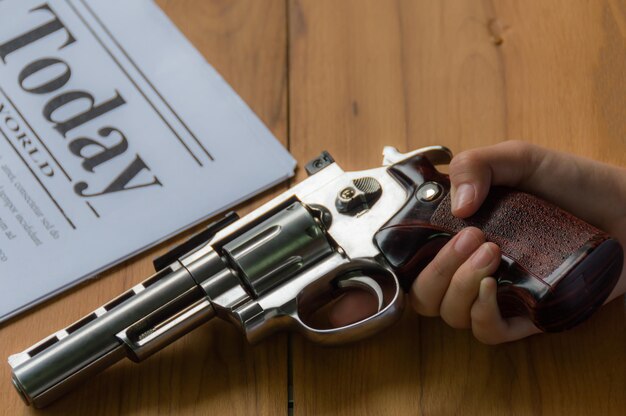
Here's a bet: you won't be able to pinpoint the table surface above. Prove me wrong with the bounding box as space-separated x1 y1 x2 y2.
1 1 625 415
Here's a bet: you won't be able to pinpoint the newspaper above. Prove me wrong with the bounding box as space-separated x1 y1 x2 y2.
0 0 296 322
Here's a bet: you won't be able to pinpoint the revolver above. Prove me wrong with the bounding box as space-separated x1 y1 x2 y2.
9 146 624 408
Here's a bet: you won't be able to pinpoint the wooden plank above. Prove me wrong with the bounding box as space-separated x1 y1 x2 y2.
0 1 288 415
288 0 625 415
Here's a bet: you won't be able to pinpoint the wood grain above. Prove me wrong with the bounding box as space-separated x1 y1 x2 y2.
1 0 625 415
289 0 625 415
0 1 289 415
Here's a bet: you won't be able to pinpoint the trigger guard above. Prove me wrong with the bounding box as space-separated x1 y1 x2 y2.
240 257 405 346
291 285 404 346
290 264 405 345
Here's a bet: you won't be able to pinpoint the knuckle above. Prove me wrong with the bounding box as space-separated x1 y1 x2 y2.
445 316 471 330
501 140 536 181
410 290 440 317
449 272 476 295
470 304 486 324
507 140 531 159
424 256 450 281
440 307 471 329
502 139 529 152
470 315 499 344
472 327 503 345
413 301 439 317
423 237 468 278
449 151 482 181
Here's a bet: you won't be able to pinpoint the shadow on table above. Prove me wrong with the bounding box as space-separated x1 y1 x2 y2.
29 318 286 415
291 300 625 415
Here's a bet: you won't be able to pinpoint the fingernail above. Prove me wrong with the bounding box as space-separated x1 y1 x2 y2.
471 243 494 269
454 229 481 256
452 184 475 211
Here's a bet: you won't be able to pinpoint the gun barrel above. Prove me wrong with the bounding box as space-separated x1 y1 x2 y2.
9 265 215 408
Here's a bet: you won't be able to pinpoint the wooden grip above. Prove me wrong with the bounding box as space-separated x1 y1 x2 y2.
432 189 601 283
431 189 623 331
374 155 624 332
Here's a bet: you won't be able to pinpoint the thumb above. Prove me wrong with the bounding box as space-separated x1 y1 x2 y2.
449 141 538 217
449 155 491 218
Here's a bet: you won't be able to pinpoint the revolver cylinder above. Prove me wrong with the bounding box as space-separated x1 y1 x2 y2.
222 202 333 296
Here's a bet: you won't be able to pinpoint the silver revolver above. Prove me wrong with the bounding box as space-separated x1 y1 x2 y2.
9 146 623 407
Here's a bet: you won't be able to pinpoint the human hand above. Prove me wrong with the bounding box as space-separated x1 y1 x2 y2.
330 141 626 344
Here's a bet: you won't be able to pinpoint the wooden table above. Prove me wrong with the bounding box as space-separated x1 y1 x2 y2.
1 1 624 414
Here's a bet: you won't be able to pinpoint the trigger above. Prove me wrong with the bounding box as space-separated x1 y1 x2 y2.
336 275 384 312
